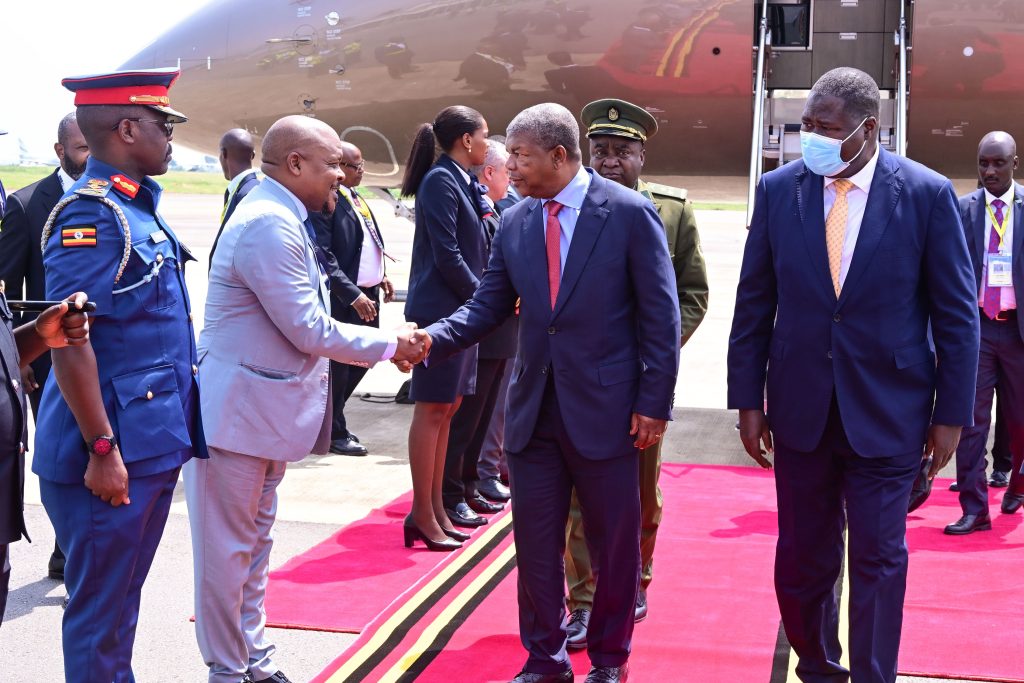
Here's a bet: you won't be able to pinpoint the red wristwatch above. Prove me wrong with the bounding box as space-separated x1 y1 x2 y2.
88 435 117 456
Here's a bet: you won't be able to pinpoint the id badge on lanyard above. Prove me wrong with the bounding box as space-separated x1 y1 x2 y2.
987 201 1013 287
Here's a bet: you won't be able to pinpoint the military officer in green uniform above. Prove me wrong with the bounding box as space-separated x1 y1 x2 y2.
563 98 709 647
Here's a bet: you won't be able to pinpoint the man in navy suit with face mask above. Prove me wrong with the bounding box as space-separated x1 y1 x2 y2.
729 67 979 683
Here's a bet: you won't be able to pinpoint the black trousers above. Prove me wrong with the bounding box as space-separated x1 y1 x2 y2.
0 542 9 626
442 357 507 507
329 286 380 441
991 392 1011 474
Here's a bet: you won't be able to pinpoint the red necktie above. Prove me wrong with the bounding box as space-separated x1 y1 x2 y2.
545 201 563 309
983 199 1006 320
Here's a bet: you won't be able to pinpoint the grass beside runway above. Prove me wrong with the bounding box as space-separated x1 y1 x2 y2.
0 164 225 195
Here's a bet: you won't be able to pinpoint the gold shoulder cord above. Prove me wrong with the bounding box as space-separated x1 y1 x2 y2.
40 195 134 283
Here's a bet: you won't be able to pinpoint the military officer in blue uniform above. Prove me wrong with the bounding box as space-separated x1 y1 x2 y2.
34 68 207 682
0 288 90 626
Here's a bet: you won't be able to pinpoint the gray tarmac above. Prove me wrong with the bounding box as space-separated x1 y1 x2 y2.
0 191 978 682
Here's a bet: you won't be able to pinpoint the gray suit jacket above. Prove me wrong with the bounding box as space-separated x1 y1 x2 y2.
199 179 392 460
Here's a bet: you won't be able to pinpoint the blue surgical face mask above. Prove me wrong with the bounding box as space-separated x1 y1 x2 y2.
800 117 869 177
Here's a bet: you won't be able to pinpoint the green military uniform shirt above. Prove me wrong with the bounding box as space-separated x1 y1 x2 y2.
638 179 709 344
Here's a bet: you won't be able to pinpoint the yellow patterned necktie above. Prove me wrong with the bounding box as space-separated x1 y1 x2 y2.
825 178 854 296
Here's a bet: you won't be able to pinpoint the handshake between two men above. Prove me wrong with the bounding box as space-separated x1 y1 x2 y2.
390 322 432 372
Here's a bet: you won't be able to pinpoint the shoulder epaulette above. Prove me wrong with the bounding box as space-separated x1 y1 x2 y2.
40 193 133 284
74 178 112 198
645 182 688 202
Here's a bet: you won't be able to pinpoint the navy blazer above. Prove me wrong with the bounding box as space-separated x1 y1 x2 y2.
959 183 1024 341
309 189 386 322
728 149 980 457
0 169 64 383
426 169 680 461
209 170 260 268
404 155 488 324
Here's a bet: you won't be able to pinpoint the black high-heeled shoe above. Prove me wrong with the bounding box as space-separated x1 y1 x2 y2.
442 527 471 542
403 517 462 551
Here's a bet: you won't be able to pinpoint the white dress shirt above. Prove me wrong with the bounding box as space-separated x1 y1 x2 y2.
542 165 592 272
978 185 1017 311
58 167 76 193
822 144 880 289
338 185 385 288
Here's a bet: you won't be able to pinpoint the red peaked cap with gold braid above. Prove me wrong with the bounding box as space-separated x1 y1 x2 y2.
61 68 188 123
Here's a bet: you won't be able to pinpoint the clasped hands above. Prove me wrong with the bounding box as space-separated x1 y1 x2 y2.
391 322 431 372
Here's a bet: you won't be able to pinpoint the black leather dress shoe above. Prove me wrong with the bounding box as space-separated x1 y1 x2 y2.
949 481 960 492
250 670 293 683
445 502 488 528
467 493 504 514
478 476 511 502
584 664 629 682
48 541 65 582
565 607 590 650
944 513 992 535
990 471 1011 488
634 589 648 622
1002 492 1024 514
908 456 932 513
510 670 573 683
330 436 368 456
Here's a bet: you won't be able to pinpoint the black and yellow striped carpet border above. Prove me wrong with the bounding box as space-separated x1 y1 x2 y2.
324 511 515 682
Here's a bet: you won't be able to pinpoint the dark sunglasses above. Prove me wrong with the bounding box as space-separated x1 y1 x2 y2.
111 118 174 137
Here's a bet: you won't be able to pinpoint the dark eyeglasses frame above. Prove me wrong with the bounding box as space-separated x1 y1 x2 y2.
111 118 174 137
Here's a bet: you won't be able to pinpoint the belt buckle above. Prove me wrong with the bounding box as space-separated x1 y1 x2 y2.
996 310 1011 322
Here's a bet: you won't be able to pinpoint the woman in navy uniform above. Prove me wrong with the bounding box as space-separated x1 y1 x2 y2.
0 291 89 626
34 69 208 682
401 106 491 550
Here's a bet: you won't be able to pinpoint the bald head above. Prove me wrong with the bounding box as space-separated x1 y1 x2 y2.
339 140 364 188
261 115 346 215
219 128 255 180
978 130 1018 196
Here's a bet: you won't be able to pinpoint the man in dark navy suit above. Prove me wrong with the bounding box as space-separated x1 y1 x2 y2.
424 103 680 683
210 128 259 267
0 113 90 415
946 131 1024 534
728 67 979 683
0 112 89 582
310 140 393 456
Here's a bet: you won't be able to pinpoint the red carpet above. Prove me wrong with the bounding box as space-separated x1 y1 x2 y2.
283 464 1024 682
900 484 1024 682
264 492 508 633
312 465 782 682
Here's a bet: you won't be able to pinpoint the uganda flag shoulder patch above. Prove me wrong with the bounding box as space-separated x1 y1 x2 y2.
62 226 98 248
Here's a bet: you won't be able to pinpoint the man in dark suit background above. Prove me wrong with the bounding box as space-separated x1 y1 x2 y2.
946 131 1024 534
424 102 680 683
0 129 7 216
310 140 394 456
441 138 517 521
0 112 89 582
729 67 979 683
210 128 259 267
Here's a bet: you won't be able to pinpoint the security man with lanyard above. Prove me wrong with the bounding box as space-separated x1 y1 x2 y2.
563 98 709 647
34 68 207 682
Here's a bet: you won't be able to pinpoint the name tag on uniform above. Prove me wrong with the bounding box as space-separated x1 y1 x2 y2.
149 230 169 243
988 253 1013 287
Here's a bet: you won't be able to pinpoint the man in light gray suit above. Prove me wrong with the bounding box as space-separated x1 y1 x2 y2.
184 115 428 683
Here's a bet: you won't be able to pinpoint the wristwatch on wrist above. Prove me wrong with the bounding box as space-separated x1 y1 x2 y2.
87 435 117 457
